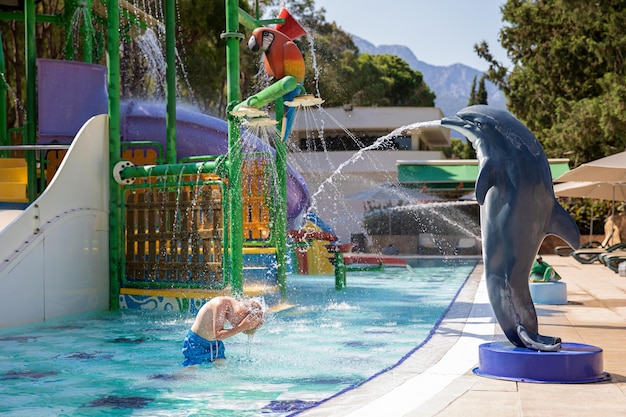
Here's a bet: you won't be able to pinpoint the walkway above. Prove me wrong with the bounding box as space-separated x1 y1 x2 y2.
300 254 626 416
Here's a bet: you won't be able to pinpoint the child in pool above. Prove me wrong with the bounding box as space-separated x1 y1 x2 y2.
181 296 265 366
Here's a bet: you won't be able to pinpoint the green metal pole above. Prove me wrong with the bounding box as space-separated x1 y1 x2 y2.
119 160 221 180
237 8 284 31
165 0 176 164
223 0 244 295
334 252 346 290
24 0 36 201
0 30 7 158
0 11 64 24
274 128 288 297
107 0 122 310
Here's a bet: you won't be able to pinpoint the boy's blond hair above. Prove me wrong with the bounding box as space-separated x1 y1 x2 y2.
242 298 266 335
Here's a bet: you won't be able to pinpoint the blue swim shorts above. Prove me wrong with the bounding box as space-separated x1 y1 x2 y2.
181 330 226 366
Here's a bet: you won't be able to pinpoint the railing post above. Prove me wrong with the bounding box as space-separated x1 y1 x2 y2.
108 0 122 310
334 251 346 290
223 0 244 296
24 0 36 201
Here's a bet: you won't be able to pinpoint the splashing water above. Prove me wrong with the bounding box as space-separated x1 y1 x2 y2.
135 28 167 97
0 72 26 122
306 33 322 98
308 120 442 212
395 201 482 242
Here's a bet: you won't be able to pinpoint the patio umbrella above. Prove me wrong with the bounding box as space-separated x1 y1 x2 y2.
554 150 626 183
345 182 441 202
553 181 626 201
554 181 626 245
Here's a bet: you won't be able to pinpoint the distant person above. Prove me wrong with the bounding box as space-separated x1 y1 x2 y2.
182 296 265 366
382 243 399 255
529 255 561 282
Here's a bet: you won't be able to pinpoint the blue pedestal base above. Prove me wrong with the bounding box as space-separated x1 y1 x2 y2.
474 341 610 383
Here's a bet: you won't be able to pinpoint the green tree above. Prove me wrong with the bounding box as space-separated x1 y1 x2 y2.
467 74 488 106
476 0 626 165
442 138 476 160
468 76 477 106
334 53 435 107
476 76 488 105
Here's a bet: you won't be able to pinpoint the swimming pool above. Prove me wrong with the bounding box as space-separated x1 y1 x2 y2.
0 258 477 416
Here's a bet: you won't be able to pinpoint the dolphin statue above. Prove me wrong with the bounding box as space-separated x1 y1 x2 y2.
441 105 580 351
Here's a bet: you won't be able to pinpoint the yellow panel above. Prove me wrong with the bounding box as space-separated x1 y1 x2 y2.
0 166 27 183
307 239 334 275
243 247 277 254
120 283 280 299
0 182 28 202
0 158 27 168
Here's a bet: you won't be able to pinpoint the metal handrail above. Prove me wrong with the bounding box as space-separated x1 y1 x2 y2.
0 145 71 150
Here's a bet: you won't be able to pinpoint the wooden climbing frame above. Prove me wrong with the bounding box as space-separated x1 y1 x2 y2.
123 177 226 288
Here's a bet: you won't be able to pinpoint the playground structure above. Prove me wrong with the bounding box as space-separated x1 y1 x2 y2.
0 0 340 327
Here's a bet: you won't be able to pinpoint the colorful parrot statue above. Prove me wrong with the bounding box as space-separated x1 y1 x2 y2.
248 26 306 141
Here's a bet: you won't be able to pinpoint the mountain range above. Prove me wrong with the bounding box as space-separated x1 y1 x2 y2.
353 36 507 118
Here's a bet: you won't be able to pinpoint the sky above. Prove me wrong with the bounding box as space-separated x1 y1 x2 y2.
312 0 510 71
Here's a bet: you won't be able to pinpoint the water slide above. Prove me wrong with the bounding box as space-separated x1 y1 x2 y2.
0 115 110 328
37 59 310 229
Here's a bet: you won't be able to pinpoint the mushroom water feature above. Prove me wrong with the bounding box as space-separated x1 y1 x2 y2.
442 105 608 382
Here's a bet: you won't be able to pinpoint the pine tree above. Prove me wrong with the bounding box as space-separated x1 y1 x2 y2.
476 76 488 105
467 76 477 105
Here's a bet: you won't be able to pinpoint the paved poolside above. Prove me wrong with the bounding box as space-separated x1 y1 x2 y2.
300 254 626 416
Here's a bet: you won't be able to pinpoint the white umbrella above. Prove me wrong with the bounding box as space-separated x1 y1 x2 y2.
553 181 626 201
554 181 626 245
555 150 626 183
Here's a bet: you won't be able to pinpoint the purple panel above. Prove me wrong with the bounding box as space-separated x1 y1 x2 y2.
37 59 108 143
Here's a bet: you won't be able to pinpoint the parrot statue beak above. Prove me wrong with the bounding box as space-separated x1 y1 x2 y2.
247 35 259 52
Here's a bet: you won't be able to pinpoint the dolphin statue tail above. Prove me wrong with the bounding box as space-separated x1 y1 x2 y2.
517 325 561 352
547 202 581 251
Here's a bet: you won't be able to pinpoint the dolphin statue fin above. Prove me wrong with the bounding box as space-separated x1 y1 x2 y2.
475 159 497 205
546 203 581 250
517 325 561 352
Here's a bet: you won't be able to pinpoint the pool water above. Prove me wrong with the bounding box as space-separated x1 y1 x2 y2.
0 258 477 416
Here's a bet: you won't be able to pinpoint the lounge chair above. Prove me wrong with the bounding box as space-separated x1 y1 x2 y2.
555 220 620 261
554 239 602 257
555 225 617 257
599 247 626 272
571 242 626 264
